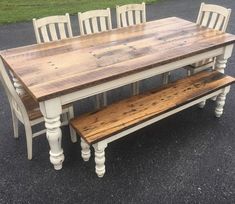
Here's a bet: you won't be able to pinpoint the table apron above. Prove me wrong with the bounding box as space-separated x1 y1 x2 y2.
60 46 226 105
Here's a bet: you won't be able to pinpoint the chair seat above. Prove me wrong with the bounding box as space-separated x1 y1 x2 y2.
21 94 70 121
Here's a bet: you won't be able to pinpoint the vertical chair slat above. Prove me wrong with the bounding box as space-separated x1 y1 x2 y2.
100 17 107 31
58 23 66 39
92 17 99 33
40 26 50 42
84 19 92 34
135 10 141 24
214 15 225 31
208 13 218 28
128 11 134 26
201 11 210 27
121 12 128 27
49 24 58 41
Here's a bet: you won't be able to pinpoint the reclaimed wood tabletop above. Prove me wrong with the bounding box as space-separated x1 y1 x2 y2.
1 17 235 102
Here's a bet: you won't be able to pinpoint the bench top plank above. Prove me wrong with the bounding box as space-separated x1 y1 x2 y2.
70 71 235 144
1 17 235 102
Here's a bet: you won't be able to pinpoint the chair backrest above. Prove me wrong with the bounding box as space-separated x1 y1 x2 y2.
78 8 112 35
196 2 231 32
0 58 28 121
33 13 73 43
116 3 146 28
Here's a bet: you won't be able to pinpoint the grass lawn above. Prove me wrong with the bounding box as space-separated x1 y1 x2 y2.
0 0 157 24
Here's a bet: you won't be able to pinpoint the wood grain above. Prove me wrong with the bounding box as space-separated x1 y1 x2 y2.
1 17 235 102
70 71 235 144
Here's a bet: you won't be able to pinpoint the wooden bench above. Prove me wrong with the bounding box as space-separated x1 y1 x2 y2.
70 71 235 177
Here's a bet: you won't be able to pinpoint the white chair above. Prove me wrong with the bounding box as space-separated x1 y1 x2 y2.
33 13 73 43
78 8 112 108
116 3 146 28
163 3 231 86
0 58 76 160
187 3 231 107
116 3 146 95
78 8 112 35
187 3 231 75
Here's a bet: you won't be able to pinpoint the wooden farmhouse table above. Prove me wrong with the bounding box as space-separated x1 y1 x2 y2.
1 17 235 170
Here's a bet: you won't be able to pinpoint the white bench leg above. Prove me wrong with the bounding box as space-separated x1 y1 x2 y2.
215 87 230 118
80 138 91 161
93 142 107 178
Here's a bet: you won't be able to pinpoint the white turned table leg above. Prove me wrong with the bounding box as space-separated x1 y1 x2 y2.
39 98 64 170
215 87 230 118
81 138 91 161
215 45 233 74
93 142 107 178
214 45 233 117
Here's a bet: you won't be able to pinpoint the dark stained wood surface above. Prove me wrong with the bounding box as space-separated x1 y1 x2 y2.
70 71 235 144
1 17 235 102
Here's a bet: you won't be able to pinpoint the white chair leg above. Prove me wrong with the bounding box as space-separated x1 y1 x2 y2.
162 72 170 85
24 123 33 160
80 138 91 161
93 142 107 178
61 112 68 123
102 92 107 107
68 106 77 143
215 87 230 118
187 69 192 76
132 82 139 96
95 94 101 109
198 100 206 109
11 110 19 139
211 96 217 101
